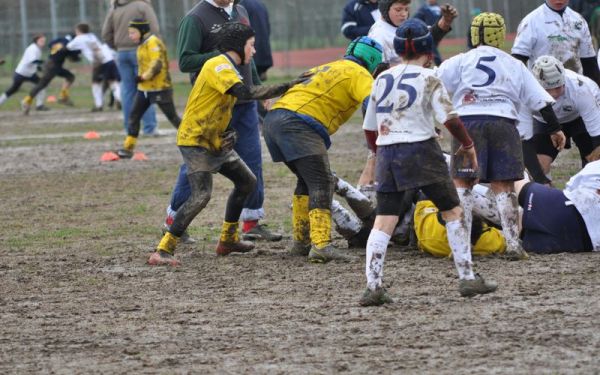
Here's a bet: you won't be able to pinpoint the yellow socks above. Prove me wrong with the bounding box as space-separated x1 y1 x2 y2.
292 195 310 244
220 221 239 243
309 208 332 249
123 135 137 151
157 232 179 254
59 88 69 99
23 95 33 105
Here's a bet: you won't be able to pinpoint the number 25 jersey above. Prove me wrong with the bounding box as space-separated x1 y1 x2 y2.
436 45 553 120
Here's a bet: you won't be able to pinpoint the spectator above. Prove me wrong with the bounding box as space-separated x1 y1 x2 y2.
241 0 273 81
413 0 443 65
102 0 160 136
341 0 380 40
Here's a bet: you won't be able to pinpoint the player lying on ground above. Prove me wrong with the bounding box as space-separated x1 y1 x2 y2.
116 19 181 159
0 34 48 111
149 23 311 266
520 55 600 183
262 36 383 264
359 19 497 307
436 12 565 261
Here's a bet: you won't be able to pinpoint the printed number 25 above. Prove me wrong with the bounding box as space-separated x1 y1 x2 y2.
473 56 497 87
375 72 419 113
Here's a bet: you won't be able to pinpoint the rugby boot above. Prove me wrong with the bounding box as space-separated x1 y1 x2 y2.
242 223 283 242
307 244 354 263
91 106 103 112
287 194 310 255
117 135 137 159
503 246 529 261
459 273 498 297
162 223 196 245
147 250 180 267
58 96 74 106
35 105 51 111
287 240 311 256
21 96 33 115
216 221 254 256
359 287 394 306
116 149 134 159
149 232 180 266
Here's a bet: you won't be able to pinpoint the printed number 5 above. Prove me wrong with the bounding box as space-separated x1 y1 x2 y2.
473 56 497 87
375 72 419 113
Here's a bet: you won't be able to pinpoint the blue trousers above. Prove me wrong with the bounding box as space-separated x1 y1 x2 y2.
116 49 156 134
170 101 265 221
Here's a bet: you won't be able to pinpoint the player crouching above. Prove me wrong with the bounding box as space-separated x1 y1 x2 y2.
359 19 497 306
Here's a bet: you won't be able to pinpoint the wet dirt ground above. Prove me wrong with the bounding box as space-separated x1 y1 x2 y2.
0 108 598 374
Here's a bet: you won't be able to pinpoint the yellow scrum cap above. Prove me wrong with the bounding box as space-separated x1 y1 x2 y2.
470 12 506 49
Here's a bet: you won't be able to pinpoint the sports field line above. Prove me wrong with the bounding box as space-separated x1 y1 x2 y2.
0 128 177 141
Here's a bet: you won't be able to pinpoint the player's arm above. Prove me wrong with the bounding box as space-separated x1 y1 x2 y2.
177 17 219 73
340 2 368 40
362 92 378 152
226 72 313 100
139 40 163 81
511 18 534 66
433 4 457 37
581 57 600 87
101 10 116 49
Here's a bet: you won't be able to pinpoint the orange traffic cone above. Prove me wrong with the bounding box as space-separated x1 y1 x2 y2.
100 151 120 162
132 152 148 161
84 131 101 139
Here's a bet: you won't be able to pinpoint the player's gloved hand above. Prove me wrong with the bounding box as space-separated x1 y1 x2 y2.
455 144 479 175
439 4 458 30
550 130 566 151
220 130 238 154
135 76 144 83
290 71 315 86
372 62 390 78
585 145 600 162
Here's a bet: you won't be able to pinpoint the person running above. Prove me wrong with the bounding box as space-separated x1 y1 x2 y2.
0 34 48 111
149 23 310 266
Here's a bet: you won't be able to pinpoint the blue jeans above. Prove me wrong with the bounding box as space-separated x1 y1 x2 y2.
117 50 157 134
170 102 265 221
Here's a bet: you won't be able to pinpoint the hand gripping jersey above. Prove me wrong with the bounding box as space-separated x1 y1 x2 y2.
177 54 242 151
137 35 172 92
512 4 596 74
15 43 42 77
67 34 114 65
363 63 456 145
436 45 554 119
271 59 373 135
563 160 600 250
368 19 401 65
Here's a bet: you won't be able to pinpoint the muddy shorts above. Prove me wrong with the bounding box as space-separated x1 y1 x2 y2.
92 61 121 82
532 117 593 161
451 115 523 183
263 109 327 162
519 182 592 254
179 145 240 174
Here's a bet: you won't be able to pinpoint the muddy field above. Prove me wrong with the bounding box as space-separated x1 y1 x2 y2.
0 104 598 374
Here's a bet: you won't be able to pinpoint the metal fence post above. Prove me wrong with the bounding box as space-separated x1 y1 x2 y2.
183 0 190 14
50 0 58 38
20 0 28 51
79 0 87 22
158 0 167 37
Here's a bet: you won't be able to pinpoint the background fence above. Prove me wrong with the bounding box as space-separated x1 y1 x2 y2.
0 0 544 67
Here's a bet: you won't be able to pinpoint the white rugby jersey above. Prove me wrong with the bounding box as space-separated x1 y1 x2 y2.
534 69 600 136
15 43 42 77
436 46 553 119
368 19 401 65
563 160 600 251
512 4 595 74
67 33 114 65
363 63 456 145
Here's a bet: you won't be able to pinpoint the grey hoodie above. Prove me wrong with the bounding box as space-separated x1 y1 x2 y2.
101 0 160 51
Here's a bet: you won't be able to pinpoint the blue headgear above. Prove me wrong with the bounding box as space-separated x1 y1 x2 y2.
393 19 433 57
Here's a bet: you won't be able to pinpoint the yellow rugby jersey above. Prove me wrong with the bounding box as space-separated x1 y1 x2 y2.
414 200 506 257
272 59 373 135
137 35 171 91
177 54 242 150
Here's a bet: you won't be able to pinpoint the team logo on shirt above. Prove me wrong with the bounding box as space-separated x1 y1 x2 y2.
574 21 583 30
562 105 573 112
462 90 477 105
547 34 568 42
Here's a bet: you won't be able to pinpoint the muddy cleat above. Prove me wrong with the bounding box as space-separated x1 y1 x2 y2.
459 273 498 297
307 244 354 263
116 149 134 159
288 240 311 256
58 97 74 106
359 287 394 306
503 247 529 261
35 105 51 111
242 224 283 242
215 240 255 256
147 251 180 267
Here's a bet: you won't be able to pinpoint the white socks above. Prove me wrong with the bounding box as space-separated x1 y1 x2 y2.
456 187 474 236
471 184 501 226
0 93 6 105
35 89 46 107
445 219 475 280
110 81 121 102
495 192 521 252
331 199 362 239
365 229 391 290
92 83 103 108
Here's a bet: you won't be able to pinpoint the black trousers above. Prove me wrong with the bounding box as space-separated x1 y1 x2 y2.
29 60 75 98
285 154 334 211
127 89 180 136
4 73 39 97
